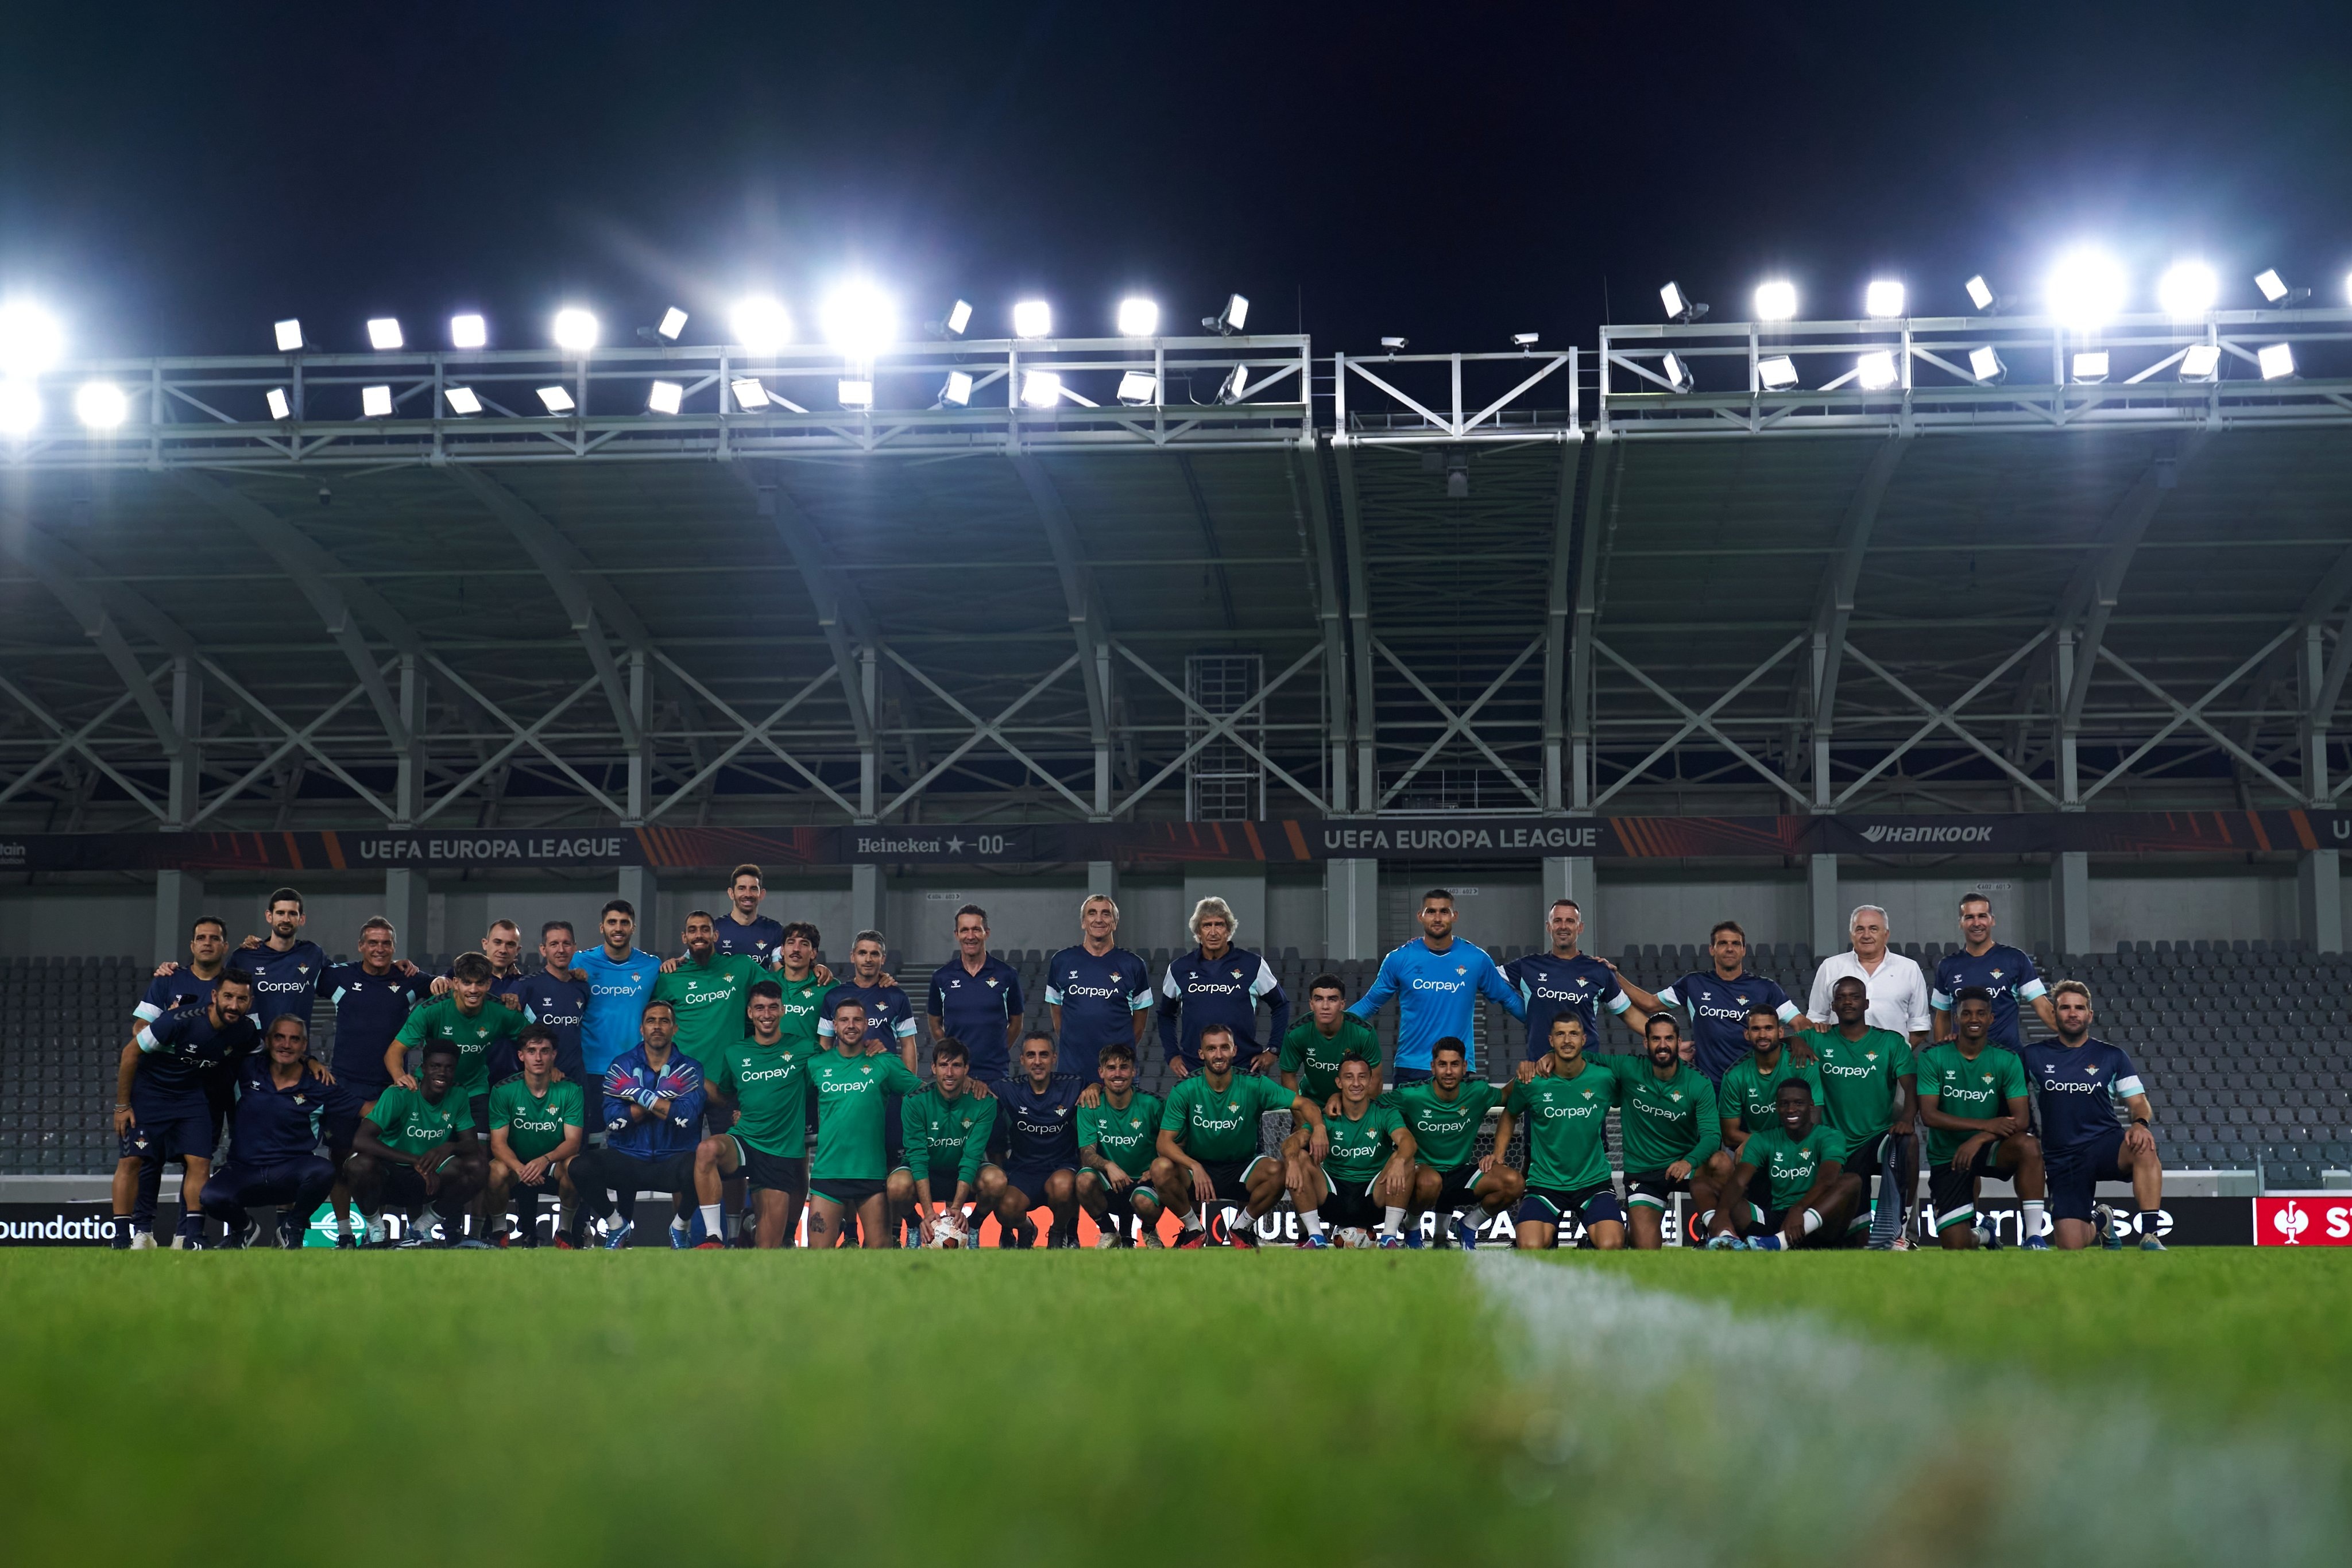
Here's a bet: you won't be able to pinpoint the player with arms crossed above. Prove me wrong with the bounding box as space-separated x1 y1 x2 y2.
695 979 815 1249
1154 1023 1320 1248
1815 974 1919 1248
346 1039 490 1248
485 1025 585 1248
1707 1078 1860 1250
804 996 924 1249
1605 1013 1728 1248
1506 1016 1625 1251
1076 1040 1164 1248
1917 988 2047 1250
2023 980 2165 1251
1388 1037 1522 1249
893 1037 1004 1246
1301 1052 1415 1249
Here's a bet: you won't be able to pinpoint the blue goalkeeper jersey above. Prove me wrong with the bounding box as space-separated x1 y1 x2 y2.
1349 938 1525 1074
597 1044 707 1159
578 946 662 1075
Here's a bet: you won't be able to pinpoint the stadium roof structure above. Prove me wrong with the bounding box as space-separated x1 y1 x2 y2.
2 309 2350 839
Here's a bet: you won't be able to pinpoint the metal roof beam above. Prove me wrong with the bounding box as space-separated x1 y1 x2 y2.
0 513 188 771
1805 436 1909 808
1539 437 1588 811
1287 439 1352 810
1008 454 1112 819
1569 440 1624 811
1330 436 1379 812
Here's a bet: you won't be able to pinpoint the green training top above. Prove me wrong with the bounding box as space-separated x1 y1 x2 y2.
1078 1090 1164 1181
364 1083 467 1157
1719 1051 1825 1137
487 1077 583 1162
1603 1055 1721 1175
393 994 527 1100
1320 1098 1407 1184
707 1037 811 1159
1161 1072 1293 1164
1380 1078 1503 1170
1916 1042 2028 1164
806 1048 924 1182
1813 1027 1916 1154
652 953 768 1064
1278 1015 1383 1104
1504 1060 1619 1191
1738 1122 1846 1213
900 1086 1000 1187
772 971 830 1055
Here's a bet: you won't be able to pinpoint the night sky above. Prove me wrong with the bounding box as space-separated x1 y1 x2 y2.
6 2 2352 361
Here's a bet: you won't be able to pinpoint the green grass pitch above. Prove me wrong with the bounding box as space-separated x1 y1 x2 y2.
2 1248 2344 1566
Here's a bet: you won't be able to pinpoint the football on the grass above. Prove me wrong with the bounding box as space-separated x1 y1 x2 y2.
1337 1226 1374 1249
929 1213 966 1249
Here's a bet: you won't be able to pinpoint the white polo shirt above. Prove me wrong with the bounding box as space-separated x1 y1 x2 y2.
1806 948 1932 1037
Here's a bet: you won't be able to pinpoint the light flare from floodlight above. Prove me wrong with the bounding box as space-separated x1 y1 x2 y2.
822 281 896 358
366 318 404 350
2258 342 2295 380
75 381 127 429
2047 249 2126 331
838 378 874 407
647 380 683 415
2157 261 2217 318
0 382 39 434
1965 276 1994 311
360 384 394 417
0 302 64 377
1117 297 1159 336
1864 281 1905 319
1012 300 1052 338
450 313 488 349
2070 351 2110 383
1856 351 1898 390
1753 280 1797 322
552 308 599 353
274 319 304 352
1020 369 1062 407
731 296 792 354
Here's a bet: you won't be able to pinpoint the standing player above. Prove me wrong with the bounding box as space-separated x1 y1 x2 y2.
1918 989 2046 1250
1076 1040 1163 1247
1707 1079 1860 1250
485 1025 585 1247
346 1039 489 1247
1504 1016 1624 1251
578 899 663 1114
772 923 833 1054
992 1028 1088 1248
1158 896 1288 1077
1814 974 1919 1248
697 979 820 1249
566 999 706 1248
892 1037 1004 1245
2023 980 2166 1251
820 928 921 1238
125 916 232 1247
196 1014 337 1249
1349 888 1526 1083
1298 1052 1414 1249
713 863 787 963
1503 897 1646 1061
1045 894 1152 1081
1806 905 1932 1044
227 888 332 1033
1717 1005 1824 1161
1276 974 1382 1205
926 904 1024 1089
1604 1014 1728 1248
1932 893 2057 1049
1619 921 1806 1084
1153 1023 1320 1248
317 917 430 1247
803 996 924 1249
1387 1037 1522 1248
653 911 768 1067
110 969 261 1250
514 921 594 1116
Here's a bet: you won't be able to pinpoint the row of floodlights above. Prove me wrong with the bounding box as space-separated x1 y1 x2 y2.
1657 338 2288 396
1659 258 2346 331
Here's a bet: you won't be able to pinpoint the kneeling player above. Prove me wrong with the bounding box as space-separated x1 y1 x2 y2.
1153 1024 1319 1248
1297 1052 1413 1248
1917 989 2045 1250
994 1029 1086 1248
1390 1039 1522 1248
1076 1041 1164 1247
2024 980 2166 1251
197 1015 336 1249
892 1037 1004 1244
346 1040 489 1246
1506 1016 1624 1250
486 1027 585 1247
698 981 814 1249
1708 1079 1859 1250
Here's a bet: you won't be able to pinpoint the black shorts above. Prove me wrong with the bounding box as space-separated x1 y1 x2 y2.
1928 1140 2007 1231
1624 1170 1689 1210
1517 1181 1623 1234
914 1162 970 1202
374 1163 436 1212
121 1095 216 1162
2047 1126 2130 1224
1390 1067 1433 1087
579 1147 698 1200
1198 1156 1270 1202
1321 1174 1383 1229
726 1136 806 1195
468 1091 491 1135
1003 1160 1076 1202
1421 1161 1485 1209
1840 1129 1893 1175
808 1176 887 1207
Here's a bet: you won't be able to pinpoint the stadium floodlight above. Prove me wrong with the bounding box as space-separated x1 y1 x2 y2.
1965 275 1995 311
657 307 688 340
274 318 304 352
366 317 404 350
535 385 575 413
2258 342 2296 380
1511 332 1539 350
1012 299 1053 339
838 378 874 407
1217 365 1250 404
2070 351 2110 384
1757 354 1800 390
552 308 599 354
0 301 64 377
2047 249 2126 331
1379 336 1408 353
0 382 39 434
2254 268 2299 304
939 370 974 406
1753 280 1797 322
443 386 482 415
1020 369 1062 408
2157 261 2218 319
1659 281 1708 323
1856 350 1899 390
647 380 683 415
730 296 792 354
1117 297 1160 336
74 381 127 429
1660 353 1695 393
1864 280 1906 319
823 281 896 358
730 377 771 409
2178 343 2222 382
1202 293 1250 334
450 313 487 350
1968 345 2006 383
1117 370 1158 405
360 384 394 417
265 387 292 420
927 298 974 338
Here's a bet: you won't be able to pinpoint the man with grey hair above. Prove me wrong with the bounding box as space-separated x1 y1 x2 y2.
1045 893 1152 1082
1158 896 1290 1078
1806 905 1931 1044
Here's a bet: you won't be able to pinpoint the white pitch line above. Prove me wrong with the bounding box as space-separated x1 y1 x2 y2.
1472 1255 2343 1566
